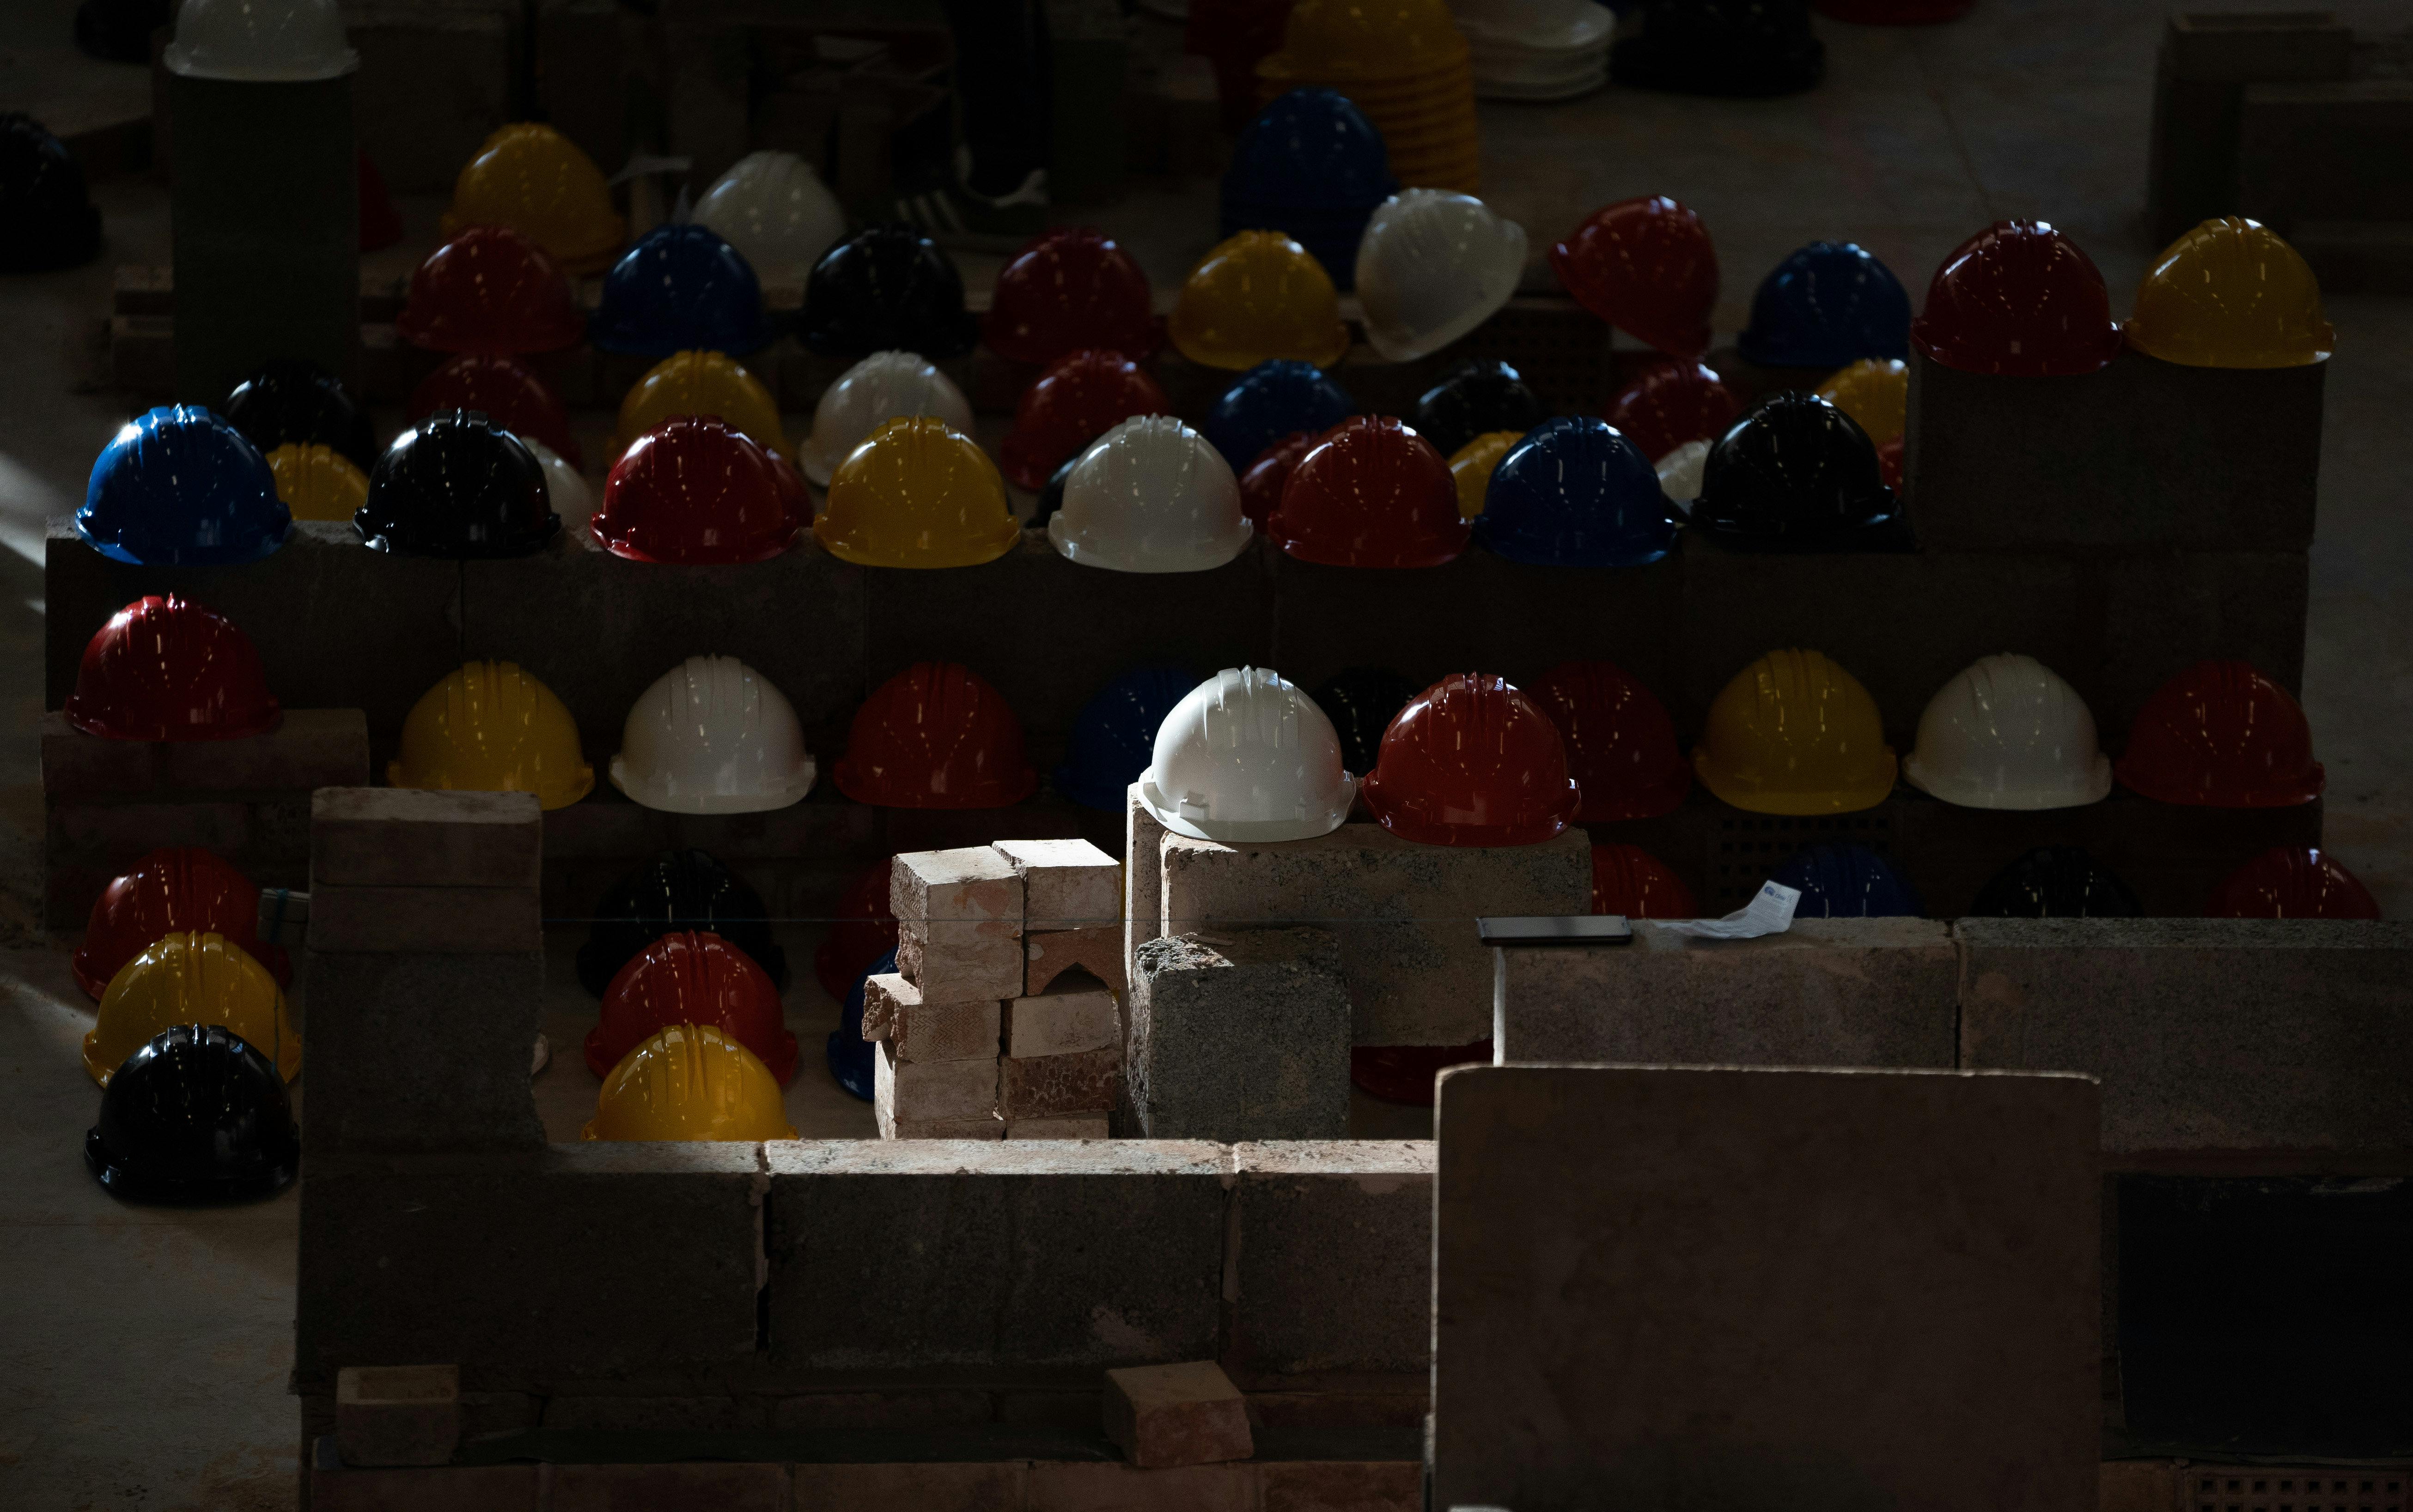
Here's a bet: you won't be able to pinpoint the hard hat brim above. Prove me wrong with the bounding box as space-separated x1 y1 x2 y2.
609 754 818 814
1901 753 2112 811
1138 772 1359 843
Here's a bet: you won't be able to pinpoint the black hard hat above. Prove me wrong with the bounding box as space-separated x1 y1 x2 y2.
1 113 103 274
357 410 559 559
1610 0 1826 99
222 358 379 471
798 224 979 359
1410 359 1547 459
1030 453 1079 531
1971 847 2143 918
73 0 171 63
85 1025 299 1204
1692 392 1904 552
577 848 789 996
1313 666 1420 779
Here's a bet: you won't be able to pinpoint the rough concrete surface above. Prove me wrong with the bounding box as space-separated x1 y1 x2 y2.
1129 929 1353 1142
1226 1142 1435 1383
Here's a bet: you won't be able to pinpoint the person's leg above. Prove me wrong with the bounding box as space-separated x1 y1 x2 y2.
896 0 1053 249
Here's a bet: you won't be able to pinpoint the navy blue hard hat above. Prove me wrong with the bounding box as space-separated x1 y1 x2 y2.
589 224 771 358
1202 360 1355 472
799 223 979 359
1055 664 1199 812
1737 241 1912 369
79 406 289 566
1692 392 1903 553
1971 847 2143 918
827 945 896 1101
1609 0 1825 99
86 1025 299 1205
1476 416 1678 567
1770 844 1923 918
222 358 378 471
1312 667 1419 779
1223 90 1396 211
1411 360 1546 459
1 112 102 273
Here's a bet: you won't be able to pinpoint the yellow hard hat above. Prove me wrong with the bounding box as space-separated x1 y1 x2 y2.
439 123 626 275
2125 218 2334 370
613 350 790 460
388 660 594 810
1815 358 1907 445
1274 0 1469 81
582 1023 797 1142
84 931 300 1087
810 416 1019 569
266 442 370 522
1447 429 1523 520
1693 649 1898 816
1169 231 1353 371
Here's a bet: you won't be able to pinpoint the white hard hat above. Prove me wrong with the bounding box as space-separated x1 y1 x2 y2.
1902 653 2112 810
1354 190 1529 364
1654 438 1708 507
797 351 974 487
521 438 593 522
1140 667 1358 842
609 655 817 814
165 0 358 80
693 152 848 290
1047 416 1252 574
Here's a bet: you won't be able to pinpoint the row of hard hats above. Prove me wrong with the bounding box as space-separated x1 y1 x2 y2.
1252 0 1484 193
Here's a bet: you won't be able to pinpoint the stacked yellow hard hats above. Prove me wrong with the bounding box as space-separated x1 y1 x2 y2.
812 416 1020 569
584 1023 797 1142
1693 649 1898 816
1815 358 1907 446
265 443 369 522
1169 231 1353 371
2125 217 2334 370
613 350 790 460
84 931 301 1087
389 661 594 810
439 123 626 275
1256 0 1482 193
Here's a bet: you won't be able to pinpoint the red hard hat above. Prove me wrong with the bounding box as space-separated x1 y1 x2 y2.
396 226 588 357
407 353 581 468
588 929 799 1082
73 847 294 1002
1876 433 1905 494
1269 416 1468 568
1362 672 1582 846
998 348 1172 492
2115 660 2324 808
835 662 1038 809
1591 844 1697 919
1238 429 1317 530
1550 196 1718 359
1529 660 1689 821
66 595 280 742
983 227 1163 368
813 857 899 1002
592 417 803 564
1602 361 1742 464
1349 1040 1491 1106
2208 846 2381 920
1911 220 2121 377
358 149 403 253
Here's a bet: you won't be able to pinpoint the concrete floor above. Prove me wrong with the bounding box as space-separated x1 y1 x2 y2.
3 1 2408 1505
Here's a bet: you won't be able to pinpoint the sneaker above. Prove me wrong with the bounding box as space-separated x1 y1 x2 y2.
893 153 1051 252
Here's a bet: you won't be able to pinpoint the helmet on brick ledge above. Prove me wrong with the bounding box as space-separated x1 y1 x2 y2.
1912 220 2121 378
1529 660 1688 822
2208 845 2380 920
2114 660 2323 808
80 407 289 567
2125 217 2333 370
811 418 1018 570
589 930 798 1084
85 1026 299 1204
1048 416 1252 574
835 662 1037 810
1693 649 1896 815
396 227 589 357
1551 196 1718 358
75 847 293 1002
1361 672 1581 847
1691 393 1902 553
84 931 300 1087
584 1022 796 1141
67 595 281 744
984 226 1162 367
1737 240 1911 369
1269 416 1468 568
359 411 560 559
799 224 980 360
577 849 788 998
1475 416 1678 568
1169 231 1351 371
610 655 816 814
1591 843 1696 918
589 224 773 359
388 660 592 811
1903 654 2111 812
595 419 801 565
1141 667 1357 843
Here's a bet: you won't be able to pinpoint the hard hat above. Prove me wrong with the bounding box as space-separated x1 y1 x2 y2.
1140 666 1357 842
1000 348 1173 492
583 1023 797 1142
412 354 581 468
265 443 369 523
1476 416 1677 567
812 417 1017 569
693 150 847 290
164 0 356 81
396 227 588 357
1362 672 1580 846
1529 659 1689 821
1815 358 1908 446
2114 660 2324 808
66 595 280 743
1549 196 1718 357
1910 220 2122 377
388 660 593 811
834 662 1038 810
1769 844 1923 917
827 946 897 1102
1312 667 1420 780
1269 415 1469 567
85 931 299 1087
609 655 816 814
75 847 292 1002
75 0 170 64
222 358 377 471
1692 393 1902 552
358 147 402 252
1223 88 1396 211
358 411 560 559
1203 359 1356 473
797 351 975 487
985 227 1164 367
522 438 591 520
1048 416 1252 573
1349 1040 1491 1107
1056 665 1200 811
1239 430 1320 529
1591 843 1696 918
1169 231 1352 371
79 407 288 567
1610 0 1825 97
84 1025 299 1204
1412 360 1544 459
2209 846 2381 920
437 122 624 274
1602 359 1740 465
590 224 771 358
813 860 899 1003
1354 190 1528 362
0 114 102 273
589 929 798 1084
1655 438 1709 504
2125 217 2334 369
594 418 801 565
611 349 788 461
1971 847 2143 919
1737 241 1912 369
798 224 980 360
1693 649 1897 815
1267 0 1468 79
577 849 787 997
1447 430 1522 519
1902 654 2111 811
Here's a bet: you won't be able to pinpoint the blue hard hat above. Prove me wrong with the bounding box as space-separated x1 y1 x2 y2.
1769 844 1923 918
79 406 289 566
826 944 896 1102
589 223 771 358
1224 90 1396 212
1475 417 1678 567
1736 242 1911 369
1202 360 1356 472
1054 664 1200 812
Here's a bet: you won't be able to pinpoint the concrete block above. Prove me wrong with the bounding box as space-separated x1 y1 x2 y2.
1431 1065 2100 1512
1002 1046 1123 1119
1024 1460 1255 1512
2147 12 2353 243
894 847 1026 1002
311 787 543 889
335 1364 459 1467
1007 978 1121 1058
308 884 542 954
1008 1115 1112 1140
302 950 546 1153
549 1461 789 1512
537 795 877 921
348 8 515 194
861 973 1002 1064
1128 929 1352 1142
40 711 163 801
160 707 372 792
2289 219 2413 296
995 837 1121 929
1127 783 1168 975
308 1453 536 1512
1257 1461 1423 1512
792 1462 1031 1512
1029 923 1129 997
887 1114 1006 1141
874 1040 999 1130
1104 1360 1254 1469
2239 81 2413 228
1226 1142 1433 1383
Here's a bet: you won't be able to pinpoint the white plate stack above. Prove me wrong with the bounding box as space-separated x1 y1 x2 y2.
1452 0 1613 100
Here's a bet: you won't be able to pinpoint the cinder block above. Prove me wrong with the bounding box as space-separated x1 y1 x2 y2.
1007 978 1121 1058
861 973 1003 1064
1227 1142 1434 1383
994 837 1121 929
874 1040 1000 1131
308 884 542 954
1128 929 1352 1142
1258 1461 1423 1512
2239 81 2413 228
39 711 162 802
336 1364 459 1468
1127 784 1167 975
1002 1046 1122 1119
312 788 543 889
894 847 1026 1002
1008 1115 1112 1140
349 8 515 194
792 1462 1031 1512
549 1461 789 1512
1024 1459 1255 1512
887 1114 1006 1141
302 950 546 1153
1029 923 1129 997
160 707 371 792
2147 12 2353 243
1104 1360 1254 1469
